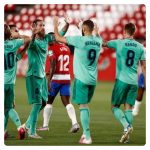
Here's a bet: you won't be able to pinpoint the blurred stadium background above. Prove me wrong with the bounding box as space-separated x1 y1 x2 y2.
4 4 146 146
5 4 146 81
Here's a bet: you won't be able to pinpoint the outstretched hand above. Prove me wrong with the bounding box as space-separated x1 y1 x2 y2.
93 23 100 36
75 19 83 29
53 16 59 27
31 23 40 35
64 13 72 24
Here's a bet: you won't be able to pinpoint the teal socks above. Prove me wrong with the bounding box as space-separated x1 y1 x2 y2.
112 107 129 129
26 103 42 135
8 108 21 129
124 109 133 125
80 108 91 139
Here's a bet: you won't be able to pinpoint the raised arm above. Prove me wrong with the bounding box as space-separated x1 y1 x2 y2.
53 16 67 44
19 35 31 45
16 43 29 61
93 23 100 36
11 30 31 45
60 14 70 34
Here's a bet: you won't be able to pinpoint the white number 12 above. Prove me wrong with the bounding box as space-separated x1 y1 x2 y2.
58 55 69 71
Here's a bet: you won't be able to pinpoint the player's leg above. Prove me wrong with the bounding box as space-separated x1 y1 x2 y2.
124 84 138 127
39 77 48 111
60 84 79 133
4 107 9 140
25 76 42 138
111 80 129 129
111 80 131 143
132 87 145 116
119 83 137 143
133 73 145 116
4 85 9 139
120 85 137 143
4 84 25 140
41 95 55 130
39 99 46 111
72 78 93 144
37 82 59 131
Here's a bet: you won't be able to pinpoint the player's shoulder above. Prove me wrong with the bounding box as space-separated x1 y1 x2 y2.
132 39 145 50
48 48 54 56
108 38 122 44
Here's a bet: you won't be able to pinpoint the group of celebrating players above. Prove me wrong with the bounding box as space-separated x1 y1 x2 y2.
4 14 146 144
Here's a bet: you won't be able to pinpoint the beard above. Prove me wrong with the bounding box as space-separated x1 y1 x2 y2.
39 30 45 38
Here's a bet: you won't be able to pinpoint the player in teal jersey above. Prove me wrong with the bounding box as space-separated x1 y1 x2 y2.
23 18 70 139
4 24 30 140
9 24 30 58
103 23 146 143
53 17 103 144
8 24 29 108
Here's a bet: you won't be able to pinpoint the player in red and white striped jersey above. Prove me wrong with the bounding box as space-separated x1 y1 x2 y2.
37 33 79 133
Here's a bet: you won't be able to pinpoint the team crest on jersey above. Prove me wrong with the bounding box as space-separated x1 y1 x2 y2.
48 50 53 56
60 47 68 51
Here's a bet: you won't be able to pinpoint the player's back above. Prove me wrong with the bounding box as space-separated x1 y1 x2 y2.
4 39 24 84
46 43 71 83
67 35 103 85
108 39 145 85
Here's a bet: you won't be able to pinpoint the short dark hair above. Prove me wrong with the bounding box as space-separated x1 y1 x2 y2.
32 19 43 26
124 23 136 36
83 20 94 32
4 24 11 40
9 24 16 29
48 32 54 35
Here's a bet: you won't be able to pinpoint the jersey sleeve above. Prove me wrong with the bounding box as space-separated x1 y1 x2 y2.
59 30 66 36
140 47 146 60
66 36 81 48
107 40 119 50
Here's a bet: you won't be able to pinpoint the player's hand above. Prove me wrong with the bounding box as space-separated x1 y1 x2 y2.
31 23 40 35
53 16 59 27
64 13 72 24
93 23 99 36
75 19 83 29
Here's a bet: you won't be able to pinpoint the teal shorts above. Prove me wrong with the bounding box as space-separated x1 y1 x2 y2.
4 84 14 109
111 79 138 106
72 78 96 104
26 76 48 104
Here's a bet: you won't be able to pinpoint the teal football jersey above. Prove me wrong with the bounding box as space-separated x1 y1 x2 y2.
26 34 55 78
108 39 145 85
4 39 24 84
66 36 103 85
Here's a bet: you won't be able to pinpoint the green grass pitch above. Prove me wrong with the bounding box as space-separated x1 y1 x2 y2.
5 77 146 146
